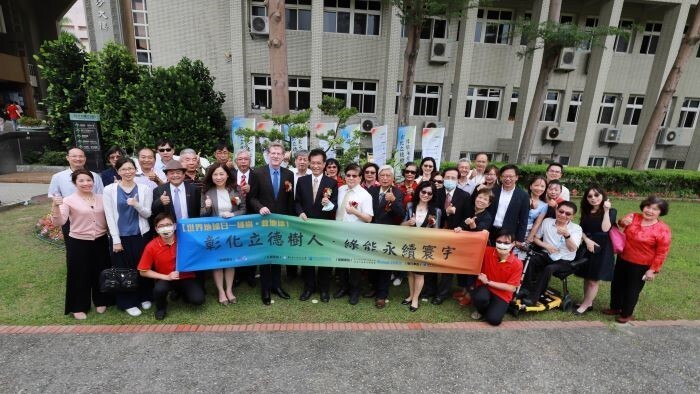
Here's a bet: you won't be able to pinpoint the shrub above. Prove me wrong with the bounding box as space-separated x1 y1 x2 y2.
18 117 47 127
38 150 68 166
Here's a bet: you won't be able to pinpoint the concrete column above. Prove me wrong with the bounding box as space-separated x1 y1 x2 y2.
380 5 403 151
445 6 479 161
628 0 691 166
308 0 325 133
684 114 700 170
507 0 548 162
569 0 623 166
229 0 247 117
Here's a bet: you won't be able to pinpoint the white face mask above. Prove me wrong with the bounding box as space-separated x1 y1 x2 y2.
495 242 513 252
157 225 175 237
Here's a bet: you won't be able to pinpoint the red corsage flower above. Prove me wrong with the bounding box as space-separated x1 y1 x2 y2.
284 180 293 193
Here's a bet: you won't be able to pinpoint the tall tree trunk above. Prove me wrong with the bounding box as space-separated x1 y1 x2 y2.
516 0 562 164
631 5 700 170
267 0 289 116
398 23 421 127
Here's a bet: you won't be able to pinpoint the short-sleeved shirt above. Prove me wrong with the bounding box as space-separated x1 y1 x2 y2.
48 169 104 197
336 185 373 223
537 218 583 261
137 237 195 279
477 247 523 303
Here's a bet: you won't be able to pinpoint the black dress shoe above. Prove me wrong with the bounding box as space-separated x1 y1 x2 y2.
154 309 167 320
273 287 291 299
299 290 313 301
348 292 360 305
333 288 348 299
431 296 445 305
409 305 419 312
262 290 271 306
320 292 330 303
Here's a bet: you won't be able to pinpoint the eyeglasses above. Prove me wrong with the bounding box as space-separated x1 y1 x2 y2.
557 210 574 217
345 174 359 178
404 170 417 175
158 148 173 153
419 190 433 196
364 171 376 175
433 180 444 184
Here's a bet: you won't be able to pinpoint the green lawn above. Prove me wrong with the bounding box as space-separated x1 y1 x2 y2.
1 199 698 325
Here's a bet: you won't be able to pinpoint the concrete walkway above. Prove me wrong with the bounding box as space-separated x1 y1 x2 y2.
1 321 698 392
0 182 48 206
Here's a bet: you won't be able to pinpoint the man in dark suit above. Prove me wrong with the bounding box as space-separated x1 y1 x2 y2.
231 149 257 288
487 164 529 245
367 165 405 308
247 142 295 305
428 167 472 305
294 149 338 303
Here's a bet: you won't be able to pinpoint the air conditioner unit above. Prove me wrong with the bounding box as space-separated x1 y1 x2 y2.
543 126 563 141
360 118 377 133
429 39 450 63
250 15 269 35
599 128 621 143
423 120 445 129
656 128 679 146
556 47 577 71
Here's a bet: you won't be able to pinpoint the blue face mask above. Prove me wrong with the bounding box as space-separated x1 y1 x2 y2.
443 179 457 191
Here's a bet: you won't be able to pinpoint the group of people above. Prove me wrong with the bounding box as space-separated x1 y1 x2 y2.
48 140 672 326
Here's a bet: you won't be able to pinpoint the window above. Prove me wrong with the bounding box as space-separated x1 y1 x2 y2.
519 12 531 46
324 0 381 36
251 0 266 16
413 84 441 116
612 158 628 168
286 0 312 31
350 81 377 114
665 160 685 169
587 156 607 167
540 91 559 122
474 9 513 44
597 94 617 125
403 18 448 39
395 83 401 114
323 79 377 113
1 6 7 33
508 89 518 121
623 96 644 126
647 158 662 169
580 17 599 50
614 20 634 53
465 87 501 119
252 75 272 109
640 22 662 55
132 0 152 66
288 77 311 110
566 92 583 123
678 98 700 128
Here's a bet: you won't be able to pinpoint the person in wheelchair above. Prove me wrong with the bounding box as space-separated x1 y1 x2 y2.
522 201 582 306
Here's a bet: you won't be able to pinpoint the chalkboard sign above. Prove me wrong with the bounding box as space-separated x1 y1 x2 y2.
70 113 104 172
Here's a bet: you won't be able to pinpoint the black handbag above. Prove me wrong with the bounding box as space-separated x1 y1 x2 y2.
99 268 139 293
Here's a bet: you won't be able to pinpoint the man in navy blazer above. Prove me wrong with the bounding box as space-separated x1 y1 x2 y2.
295 149 338 302
368 165 405 308
487 164 529 244
248 142 295 305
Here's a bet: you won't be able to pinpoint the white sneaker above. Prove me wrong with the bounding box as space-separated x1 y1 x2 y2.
126 307 142 317
470 311 483 320
393 278 402 286
141 301 152 310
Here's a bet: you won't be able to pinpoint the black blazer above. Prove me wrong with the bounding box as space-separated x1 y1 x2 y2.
437 187 471 230
369 185 406 225
487 185 530 242
248 165 295 215
294 174 338 220
151 182 202 220
232 169 256 214
404 203 442 229
457 209 494 232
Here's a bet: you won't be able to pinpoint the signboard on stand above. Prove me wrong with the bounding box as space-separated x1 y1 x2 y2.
69 113 104 172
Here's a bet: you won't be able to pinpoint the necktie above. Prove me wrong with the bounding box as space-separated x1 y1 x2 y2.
445 191 452 211
337 187 353 221
313 177 319 203
273 170 280 197
172 187 183 220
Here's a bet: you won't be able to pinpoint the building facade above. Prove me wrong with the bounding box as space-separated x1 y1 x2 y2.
95 0 700 170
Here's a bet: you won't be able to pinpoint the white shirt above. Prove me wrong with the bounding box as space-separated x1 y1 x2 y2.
216 189 233 215
465 173 485 195
292 168 312 196
336 185 373 223
537 218 582 261
169 183 189 219
48 168 104 197
236 169 251 185
560 185 571 201
493 187 515 227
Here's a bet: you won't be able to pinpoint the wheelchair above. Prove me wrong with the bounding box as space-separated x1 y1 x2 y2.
508 243 588 317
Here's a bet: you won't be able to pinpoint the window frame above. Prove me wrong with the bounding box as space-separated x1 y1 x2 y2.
288 77 311 111
580 17 599 50
465 87 502 120
566 92 583 123
597 94 618 125
678 98 700 129
285 0 312 31
613 19 635 53
640 22 662 55
412 83 441 117
587 156 607 167
540 90 560 122
322 78 377 114
474 8 514 45
623 95 645 126
508 89 518 121
252 75 273 110
132 0 152 66
323 0 381 36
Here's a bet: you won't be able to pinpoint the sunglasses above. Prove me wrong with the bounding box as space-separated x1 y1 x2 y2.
345 174 359 178
419 190 433 196
557 210 573 216
364 171 376 175
403 170 417 175
158 148 173 152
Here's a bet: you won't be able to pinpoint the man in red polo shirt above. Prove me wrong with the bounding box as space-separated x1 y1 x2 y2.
470 229 523 326
138 213 204 320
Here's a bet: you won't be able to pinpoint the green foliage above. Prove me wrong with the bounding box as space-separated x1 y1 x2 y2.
24 149 68 166
129 57 227 154
17 117 47 127
235 110 312 167
390 0 475 26
84 42 140 153
316 96 363 168
34 32 88 148
518 165 700 198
